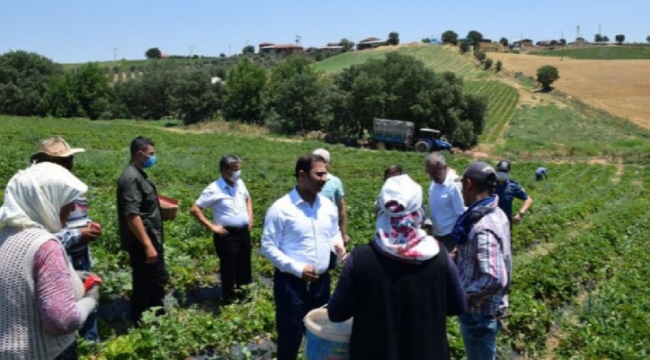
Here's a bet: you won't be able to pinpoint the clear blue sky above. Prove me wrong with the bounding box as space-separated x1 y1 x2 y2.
2 0 649 63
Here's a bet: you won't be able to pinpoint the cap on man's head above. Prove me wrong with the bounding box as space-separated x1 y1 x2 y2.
30 136 85 162
312 148 330 163
456 161 497 186
496 160 511 173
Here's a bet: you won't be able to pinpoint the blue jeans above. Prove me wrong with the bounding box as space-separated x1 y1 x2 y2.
459 313 500 360
70 252 100 343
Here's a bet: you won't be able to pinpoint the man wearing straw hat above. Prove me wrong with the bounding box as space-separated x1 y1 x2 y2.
30 135 103 343
117 136 168 326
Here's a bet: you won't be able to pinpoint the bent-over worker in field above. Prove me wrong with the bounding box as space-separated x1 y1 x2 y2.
190 155 253 305
425 152 466 254
261 154 346 360
495 160 533 228
328 174 466 360
312 148 349 243
535 166 549 181
30 135 102 343
453 161 511 360
116 136 168 326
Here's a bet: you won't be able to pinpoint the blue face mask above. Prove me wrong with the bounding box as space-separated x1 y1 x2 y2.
143 154 157 168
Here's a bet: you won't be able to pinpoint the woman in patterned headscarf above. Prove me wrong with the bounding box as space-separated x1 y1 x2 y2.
0 162 100 360
328 174 466 360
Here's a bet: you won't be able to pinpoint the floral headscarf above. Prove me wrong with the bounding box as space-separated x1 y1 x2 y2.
374 175 439 263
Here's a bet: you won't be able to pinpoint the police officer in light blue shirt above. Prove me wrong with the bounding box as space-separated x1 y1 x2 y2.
313 148 349 243
495 160 533 228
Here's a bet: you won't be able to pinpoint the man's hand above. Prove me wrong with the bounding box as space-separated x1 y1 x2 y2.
334 243 347 258
301 265 319 282
513 213 523 224
144 244 158 264
342 234 350 244
81 223 101 242
211 224 229 236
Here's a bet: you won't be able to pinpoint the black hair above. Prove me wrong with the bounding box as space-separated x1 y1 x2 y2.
383 165 403 180
130 136 155 157
219 155 242 171
295 154 326 179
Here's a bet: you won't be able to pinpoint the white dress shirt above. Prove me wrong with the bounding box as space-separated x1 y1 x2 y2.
261 188 343 278
195 177 249 227
429 169 466 236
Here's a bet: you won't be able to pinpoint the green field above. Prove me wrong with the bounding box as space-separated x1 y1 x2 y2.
529 45 650 59
465 81 519 142
314 44 482 78
2 113 650 359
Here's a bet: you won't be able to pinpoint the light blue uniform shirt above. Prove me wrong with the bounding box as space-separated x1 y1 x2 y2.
320 173 345 205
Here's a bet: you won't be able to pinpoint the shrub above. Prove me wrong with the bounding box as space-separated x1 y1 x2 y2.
536 65 560 90
495 60 503 72
484 58 493 70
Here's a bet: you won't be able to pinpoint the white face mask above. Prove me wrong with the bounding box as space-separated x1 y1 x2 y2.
230 170 242 182
497 172 509 181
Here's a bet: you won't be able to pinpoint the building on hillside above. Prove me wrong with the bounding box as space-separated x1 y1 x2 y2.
258 42 275 53
356 37 386 51
512 39 533 48
259 43 304 55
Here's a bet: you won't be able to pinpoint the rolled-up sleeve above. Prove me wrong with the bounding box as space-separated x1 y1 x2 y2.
119 175 141 217
465 229 507 302
261 206 305 277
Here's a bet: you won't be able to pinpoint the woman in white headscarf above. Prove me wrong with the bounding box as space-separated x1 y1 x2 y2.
328 174 466 360
0 162 100 360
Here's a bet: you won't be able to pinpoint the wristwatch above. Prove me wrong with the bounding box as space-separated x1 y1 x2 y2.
518 211 526 218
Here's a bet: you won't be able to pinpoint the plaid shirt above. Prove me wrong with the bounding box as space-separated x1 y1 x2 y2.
455 196 511 316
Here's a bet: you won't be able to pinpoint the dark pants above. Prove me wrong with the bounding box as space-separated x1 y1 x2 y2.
274 269 330 360
436 234 456 253
128 242 168 326
54 341 77 360
213 226 252 302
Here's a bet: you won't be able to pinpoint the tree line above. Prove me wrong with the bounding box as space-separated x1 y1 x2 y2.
0 50 487 148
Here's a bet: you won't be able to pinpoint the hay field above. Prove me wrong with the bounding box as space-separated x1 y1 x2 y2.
489 53 650 129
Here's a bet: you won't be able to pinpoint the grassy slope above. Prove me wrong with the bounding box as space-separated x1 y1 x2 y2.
529 44 650 59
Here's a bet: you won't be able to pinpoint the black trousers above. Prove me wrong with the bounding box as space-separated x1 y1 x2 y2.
274 269 330 360
213 226 252 301
128 242 168 326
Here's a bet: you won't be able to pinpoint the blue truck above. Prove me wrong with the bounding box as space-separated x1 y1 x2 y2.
370 118 454 153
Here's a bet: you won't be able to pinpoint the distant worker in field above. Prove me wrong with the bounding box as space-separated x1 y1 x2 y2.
30 135 102 343
328 174 466 360
535 166 549 181
312 148 349 243
190 155 253 305
425 153 466 253
495 160 533 227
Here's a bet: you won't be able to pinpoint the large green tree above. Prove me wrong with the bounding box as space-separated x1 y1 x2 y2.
466 30 484 46
387 32 400 46
222 58 267 124
537 65 560 90
0 50 62 116
264 56 330 133
615 34 625 45
442 30 459 45
173 67 224 125
73 63 113 119
145 47 162 59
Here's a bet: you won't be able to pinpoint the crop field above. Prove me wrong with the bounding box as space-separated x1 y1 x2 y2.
314 44 482 79
489 52 650 130
2 114 650 359
529 44 650 60
465 81 519 142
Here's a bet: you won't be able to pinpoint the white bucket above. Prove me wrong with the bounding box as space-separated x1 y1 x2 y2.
304 308 353 360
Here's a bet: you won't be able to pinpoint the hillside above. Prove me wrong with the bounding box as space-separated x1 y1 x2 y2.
529 44 650 60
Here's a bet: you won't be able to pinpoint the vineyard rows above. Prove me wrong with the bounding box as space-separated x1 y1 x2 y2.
2 116 648 359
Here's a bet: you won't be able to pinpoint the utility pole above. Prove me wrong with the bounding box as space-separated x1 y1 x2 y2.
561 31 564 61
113 48 118 61
577 25 580 40
228 44 231 56
295 34 302 47
189 45 194 57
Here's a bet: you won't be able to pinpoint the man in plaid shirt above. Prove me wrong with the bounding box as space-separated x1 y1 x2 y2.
452 162 511 360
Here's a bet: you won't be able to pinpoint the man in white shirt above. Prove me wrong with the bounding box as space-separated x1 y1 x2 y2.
312 149 349 243
190 155 253 304
425 152 466 253
261 154 346 360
